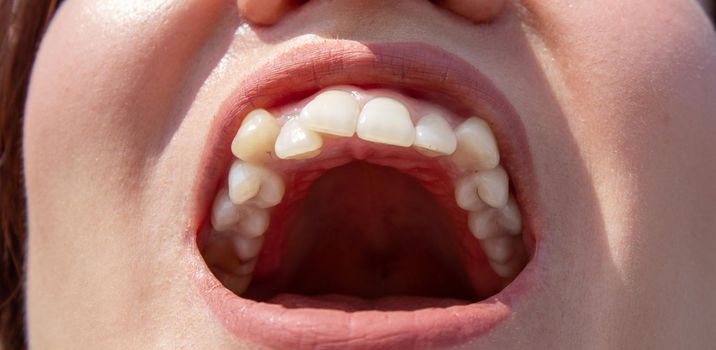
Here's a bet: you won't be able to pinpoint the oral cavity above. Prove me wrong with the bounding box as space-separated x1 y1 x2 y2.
200 86 528 298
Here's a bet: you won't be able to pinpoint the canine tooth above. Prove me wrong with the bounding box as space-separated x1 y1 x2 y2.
467 209 500 240
480 236 517 263
211 189 242 232
413 113 457 156
231 109 281 163
275 118 323 159
498 196 522 235
299 90 359 137
233 236 264 261
475 166 509 208
228 161 262 205
235 206 270 238
452 117 499 171
454 174 487 211
357 97 415 147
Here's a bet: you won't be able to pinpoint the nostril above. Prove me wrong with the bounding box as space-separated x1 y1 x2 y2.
236 0 302 26
433 0 507 23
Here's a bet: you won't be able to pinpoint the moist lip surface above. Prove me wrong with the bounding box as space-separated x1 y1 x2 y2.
192 40 538 350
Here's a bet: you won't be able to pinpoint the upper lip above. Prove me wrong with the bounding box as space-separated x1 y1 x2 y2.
191 39 538 350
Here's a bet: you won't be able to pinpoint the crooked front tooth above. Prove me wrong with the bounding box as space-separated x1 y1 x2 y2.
275 118 323 159
299 90 359 137
231 109 281 163
228 161 262 205
413 113 457 157
475 166 509 208
233 236 264 261
357 97 415 147
452 117 499 171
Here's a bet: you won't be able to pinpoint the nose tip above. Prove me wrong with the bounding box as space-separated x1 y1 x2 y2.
437 0 507 23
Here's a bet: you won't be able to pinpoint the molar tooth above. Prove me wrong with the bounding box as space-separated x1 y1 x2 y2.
228 161 262 205
231 109 281 163
357 97 415 147
498 196 522 235
274 118 323 159
475 166 509 208
413 113 457 157
489 260 517 278
454 174 487 211
212 268 252 295
467 209 500 240
234 206 270 238
299 90 359 137
211 189 242 232
480 236 517 263
452 117 499 171
233 235 264 261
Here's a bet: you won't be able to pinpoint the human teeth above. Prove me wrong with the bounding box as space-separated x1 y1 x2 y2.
274 118 323 159
467 209 500 240
413 113 457 157
452 117 499 171
231 109 281 163
210 189 242 232
237 259 257 275
247 168 285 208
475 166 509 208
234 206 270 238
498 196 522 235
480 236 517 263
489 260 518 278
299 90 359 137
233 236 264 261
228 161 262 205
357 97 415 147
454 174 487 211
212 268 252 295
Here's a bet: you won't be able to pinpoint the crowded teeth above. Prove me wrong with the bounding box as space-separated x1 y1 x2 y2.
357 97 415 147
275 118 323 159
413 113 458 157
299 90 359 137
454 175 488 211
467 209 500 240
210 189 242 232
452 117 500 171
475 166 509 208
234 206 270 238
233 236 264 261
228 161 262 205
231 109 281 163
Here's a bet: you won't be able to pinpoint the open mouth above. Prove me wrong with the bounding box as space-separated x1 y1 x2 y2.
193 41 537 349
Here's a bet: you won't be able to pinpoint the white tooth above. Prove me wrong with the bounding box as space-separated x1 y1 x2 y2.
467 209 500 240
475 166 509 208
454 174 487 211
228 161 262 205
211 189 242 231
237 259 257 275
248 168 285 208
498 196 522 235
234 206 270 238
299 90 359 137
452 117 499 171
489 260 517 278
274 118 323 159
233 235 264 261
480 236 517 263
231 109 281 163
357 97 415 147
413 113 457 157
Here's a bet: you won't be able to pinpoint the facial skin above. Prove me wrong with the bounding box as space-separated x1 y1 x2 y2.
23 0 716 348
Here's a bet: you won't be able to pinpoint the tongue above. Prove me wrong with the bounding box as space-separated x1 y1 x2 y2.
250 161 475 300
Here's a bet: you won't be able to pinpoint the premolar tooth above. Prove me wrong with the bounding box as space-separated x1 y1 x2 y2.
274 119 323 159
452 117 499 171
454 174 487 211
212 268 252 295
237 259 257 275
480 236 517 263
475 166 509 208
413 113 457 157
233 236 264 261
498 196 522 235
299 90 359 137
467 209 500 240
235 206 270 238
210 189 242 232
248 168 285 208
228 161 262 205
357 97 415 147
231 109 281 163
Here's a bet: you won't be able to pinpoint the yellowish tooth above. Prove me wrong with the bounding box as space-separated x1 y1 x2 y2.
475 166 509 208
211 267 252 295
210 189 242 232
454 174 487 211
413 113 457 157
299 90 359 137
489 260 517 278
480 236 517 263
452 117 499 171
467 209 500 240
356 97 415 147
274 118 323 159
228 161 262 205
231 109 281 163
233 235 264 261
234 206 270 238
498 196 522 235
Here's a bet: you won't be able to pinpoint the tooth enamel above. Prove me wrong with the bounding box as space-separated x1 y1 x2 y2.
452 117 500 171
231 109 281 163
234 206 270 238
498 196 522 235
475 166 509 208
237 259 257 275
210 189 242 232
454 174 487 211
247 168 285 208
299 90 359 137
228 161 262 205
480 236 517 263
274 118 323 159
233 236 264 261
357 97 415 147
489 260 518 278
413 113 457 157
467 209 500 240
